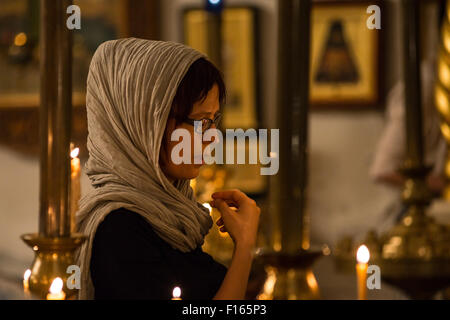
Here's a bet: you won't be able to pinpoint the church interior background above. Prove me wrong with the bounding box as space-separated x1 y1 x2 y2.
1 0 450 300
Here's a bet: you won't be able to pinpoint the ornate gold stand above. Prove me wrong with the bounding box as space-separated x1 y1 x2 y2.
21 233 86 299
375 165 450 299
257 250 321 300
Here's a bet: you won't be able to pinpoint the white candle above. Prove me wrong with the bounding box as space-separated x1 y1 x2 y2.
356 245 370 300
172 286 182 300
23 269 31 296
70 145 81 233
46 277 66 300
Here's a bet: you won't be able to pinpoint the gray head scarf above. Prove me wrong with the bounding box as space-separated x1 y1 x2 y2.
75 38 213 300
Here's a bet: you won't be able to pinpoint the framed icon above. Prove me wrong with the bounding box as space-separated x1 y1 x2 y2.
310 0 382 108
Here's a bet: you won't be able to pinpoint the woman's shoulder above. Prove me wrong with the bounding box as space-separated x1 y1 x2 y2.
100 208 148 228
94 208 167 249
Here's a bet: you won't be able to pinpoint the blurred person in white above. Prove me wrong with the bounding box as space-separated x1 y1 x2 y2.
370 59 446 223
370 1 448 226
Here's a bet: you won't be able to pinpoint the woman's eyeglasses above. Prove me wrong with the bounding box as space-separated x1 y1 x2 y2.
183 112 222 134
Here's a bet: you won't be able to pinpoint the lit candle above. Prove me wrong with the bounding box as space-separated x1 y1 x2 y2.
172 286 182 300
23 269 31 296
70 145 81 233
46 277 66 300
202 203 212 214
356 245 370 300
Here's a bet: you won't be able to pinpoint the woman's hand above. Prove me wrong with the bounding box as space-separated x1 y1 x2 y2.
210 189 261 249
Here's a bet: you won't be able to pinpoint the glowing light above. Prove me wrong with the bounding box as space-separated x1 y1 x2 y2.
49 277 63 294
172 286 181 298
257 267 276 300
24 269 31 282
322 244 331 256
70 147 80 159
356 245 370 264
23 269 31 294
202 203 212 214
47 277 66 300
356 245 369 300
208 0 221 5
14 32 27 46
306 271 318 290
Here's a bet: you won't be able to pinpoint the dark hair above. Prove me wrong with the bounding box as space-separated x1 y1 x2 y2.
170 58 226 125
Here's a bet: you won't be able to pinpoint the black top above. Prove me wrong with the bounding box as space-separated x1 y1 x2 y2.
90 208 227 300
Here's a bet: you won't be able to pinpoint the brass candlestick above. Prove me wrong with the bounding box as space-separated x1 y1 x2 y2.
21 0 85 299
256 249 321 300
21 234 86 299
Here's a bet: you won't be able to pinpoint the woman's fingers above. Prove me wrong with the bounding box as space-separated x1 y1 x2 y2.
214 199 233 218
210 190 260 247
210 199 238 208
212 189 247 205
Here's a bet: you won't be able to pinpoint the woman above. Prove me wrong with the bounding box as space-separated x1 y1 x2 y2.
75 38 261 300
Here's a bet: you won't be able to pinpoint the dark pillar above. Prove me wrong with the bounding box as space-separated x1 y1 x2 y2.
402 0 424 168
257 0 321 300
277 0 311 253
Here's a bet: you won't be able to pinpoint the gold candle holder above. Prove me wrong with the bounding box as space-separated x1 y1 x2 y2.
21 233 86 299
256 250 321 300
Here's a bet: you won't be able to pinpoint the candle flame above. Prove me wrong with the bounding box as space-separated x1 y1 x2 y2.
49 277 63 294
24 269 31 281
356 245 370 263
172 286 181 298
71 147 80 159
202 203 212 214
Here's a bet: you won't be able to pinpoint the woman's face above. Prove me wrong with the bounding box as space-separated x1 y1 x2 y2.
160 84 220 182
